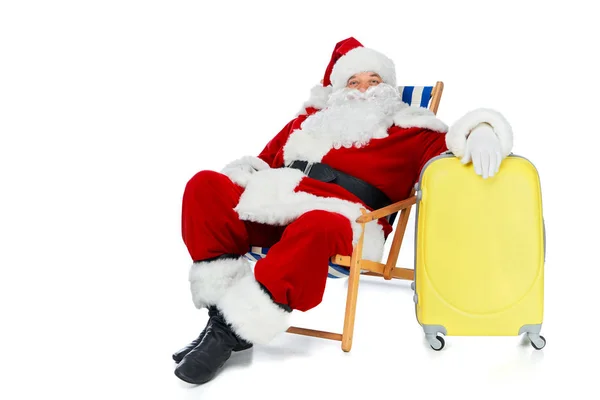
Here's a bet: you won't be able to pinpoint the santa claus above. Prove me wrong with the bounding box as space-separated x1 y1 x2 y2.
172 37 513 384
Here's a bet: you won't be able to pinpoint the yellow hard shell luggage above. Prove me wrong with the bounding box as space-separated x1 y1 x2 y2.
412 153 546 351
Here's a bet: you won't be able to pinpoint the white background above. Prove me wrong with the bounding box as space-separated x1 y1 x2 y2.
1 1 598 399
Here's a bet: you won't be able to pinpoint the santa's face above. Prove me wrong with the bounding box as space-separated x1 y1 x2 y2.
345 71 383 92
325 79 404 117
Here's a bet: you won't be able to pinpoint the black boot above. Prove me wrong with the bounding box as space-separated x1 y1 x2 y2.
172 306 217 363
172 306 252 363
174 308 252 385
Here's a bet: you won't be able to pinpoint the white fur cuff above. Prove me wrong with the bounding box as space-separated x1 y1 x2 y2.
217 274 291 345
188 257 252 309
446 108 514 158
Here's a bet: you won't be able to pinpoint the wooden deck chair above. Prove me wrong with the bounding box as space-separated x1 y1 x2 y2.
245 81 445 352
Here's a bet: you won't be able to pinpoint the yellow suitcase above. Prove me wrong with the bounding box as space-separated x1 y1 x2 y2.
412 153 546 351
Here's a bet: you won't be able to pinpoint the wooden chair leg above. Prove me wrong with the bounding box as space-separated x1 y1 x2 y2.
383 202 414 279
341 210 366 352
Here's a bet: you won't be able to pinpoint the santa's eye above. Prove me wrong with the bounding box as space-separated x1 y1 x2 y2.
370 80 380 84
349 81 358 85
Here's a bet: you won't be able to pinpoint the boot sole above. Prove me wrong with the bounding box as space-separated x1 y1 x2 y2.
174 357 229 385
233 342 253 352
173 342 252 363
174 368 213 385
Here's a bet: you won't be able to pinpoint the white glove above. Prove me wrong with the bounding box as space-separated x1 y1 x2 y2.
461 123 503 179
221 156 270 187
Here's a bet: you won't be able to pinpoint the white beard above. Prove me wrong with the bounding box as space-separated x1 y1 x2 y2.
282 83 407 164
303 83 406 148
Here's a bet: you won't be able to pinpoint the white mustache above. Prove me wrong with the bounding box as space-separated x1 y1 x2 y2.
327 83 400 105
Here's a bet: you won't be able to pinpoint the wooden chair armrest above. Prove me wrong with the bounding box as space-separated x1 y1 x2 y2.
356 196 417 223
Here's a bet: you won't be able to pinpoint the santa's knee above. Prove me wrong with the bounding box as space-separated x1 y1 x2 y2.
183 170 243 213
294 210 353 245
185 170 230 196
295 210 343 231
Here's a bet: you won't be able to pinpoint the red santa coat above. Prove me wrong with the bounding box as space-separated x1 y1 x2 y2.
185 98 514 344
223 103 512 263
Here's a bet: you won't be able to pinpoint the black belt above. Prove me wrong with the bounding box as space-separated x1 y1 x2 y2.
286 160 392 211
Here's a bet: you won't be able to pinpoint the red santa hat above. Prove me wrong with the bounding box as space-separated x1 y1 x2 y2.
300 37 397 113
324 37 397 91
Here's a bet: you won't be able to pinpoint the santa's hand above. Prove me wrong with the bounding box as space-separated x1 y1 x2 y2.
460 123 502 179
221 156 270 187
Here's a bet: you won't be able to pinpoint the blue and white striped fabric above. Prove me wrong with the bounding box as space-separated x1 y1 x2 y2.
397 86 433 109
244 246 362 279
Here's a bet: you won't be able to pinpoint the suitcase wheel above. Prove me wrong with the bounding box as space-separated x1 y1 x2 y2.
528 334 546 350
427 334 445 351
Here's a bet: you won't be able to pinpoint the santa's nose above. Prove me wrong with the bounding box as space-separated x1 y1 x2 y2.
357 85 369 92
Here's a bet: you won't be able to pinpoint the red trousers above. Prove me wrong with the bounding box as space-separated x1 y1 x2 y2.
181 170 354 312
